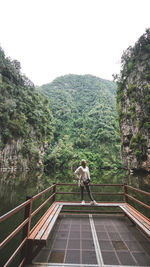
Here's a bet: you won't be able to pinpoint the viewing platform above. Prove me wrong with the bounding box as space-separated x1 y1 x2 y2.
0 183 150 266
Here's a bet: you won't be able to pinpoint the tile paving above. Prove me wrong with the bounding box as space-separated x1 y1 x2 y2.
33 214 150 266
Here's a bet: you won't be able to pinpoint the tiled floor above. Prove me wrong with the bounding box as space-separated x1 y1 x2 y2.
33 214 150 266
93 215 150 266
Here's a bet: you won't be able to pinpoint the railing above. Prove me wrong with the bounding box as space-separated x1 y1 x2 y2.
56 183 125 201
0 184 56 267
124 184 150 217
55 183 124 214
0 183 150 266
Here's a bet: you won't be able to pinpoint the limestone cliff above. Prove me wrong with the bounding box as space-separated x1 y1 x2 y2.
0 137 47 171
0 47 53 171
116 29 150 172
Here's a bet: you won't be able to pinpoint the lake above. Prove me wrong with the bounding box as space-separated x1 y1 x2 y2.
0 170 150 215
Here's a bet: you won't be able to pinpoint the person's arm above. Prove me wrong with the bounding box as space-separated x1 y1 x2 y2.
74 166 81 180
87 167 91 180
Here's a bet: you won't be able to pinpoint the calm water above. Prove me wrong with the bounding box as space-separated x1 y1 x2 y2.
0 170 150 215
0 170 150 216
0 170 150 266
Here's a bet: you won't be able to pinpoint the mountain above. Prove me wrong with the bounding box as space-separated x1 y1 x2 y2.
0 46 121 175
115 28 150 173
0 47 54 170
37 74 121 177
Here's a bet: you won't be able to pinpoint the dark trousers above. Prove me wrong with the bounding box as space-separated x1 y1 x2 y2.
80 185 94 201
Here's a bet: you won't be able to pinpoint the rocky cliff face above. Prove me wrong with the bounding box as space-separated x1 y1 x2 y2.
0 46 53 171
0 137 47 171
116 29 150 173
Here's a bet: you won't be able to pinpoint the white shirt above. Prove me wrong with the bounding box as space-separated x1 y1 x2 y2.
74 166 90 186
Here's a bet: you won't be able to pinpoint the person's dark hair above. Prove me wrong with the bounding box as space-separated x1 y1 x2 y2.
81 159 86 168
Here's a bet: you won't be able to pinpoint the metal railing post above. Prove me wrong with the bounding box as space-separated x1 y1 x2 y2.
21 196 33 264
124 184 128 203
53 182 56 202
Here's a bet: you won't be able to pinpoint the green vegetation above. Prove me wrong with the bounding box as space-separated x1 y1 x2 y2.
0 46 122 174
115 28 150 123
130 134 147 160
114 29 150 166
38 74 122 178
0 46 54 167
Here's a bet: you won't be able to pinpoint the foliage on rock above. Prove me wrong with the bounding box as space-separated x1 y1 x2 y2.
114 29 150 172
0 46 54 169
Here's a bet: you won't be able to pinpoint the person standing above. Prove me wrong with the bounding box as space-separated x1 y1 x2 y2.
74 159 97 205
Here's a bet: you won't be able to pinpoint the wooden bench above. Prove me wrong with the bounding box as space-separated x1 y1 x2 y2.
120 203 150 238
28 202 63 245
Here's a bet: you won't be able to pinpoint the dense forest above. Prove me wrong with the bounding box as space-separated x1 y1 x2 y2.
0 46 122 175
37 74 122 179
0 46 54 169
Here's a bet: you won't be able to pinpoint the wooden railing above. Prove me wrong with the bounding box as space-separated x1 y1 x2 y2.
0 183 149 266
124 184 150 212
0 184 56 267
56 183 125 201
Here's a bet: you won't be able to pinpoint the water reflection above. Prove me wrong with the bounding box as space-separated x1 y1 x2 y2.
0 169 149 216
0 171 45 216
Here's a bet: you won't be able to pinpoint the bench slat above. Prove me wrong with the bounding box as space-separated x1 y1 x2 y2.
29 202 57 240
35 204 62 240
124 204 150 230
41 204 62 241
120 205 150 237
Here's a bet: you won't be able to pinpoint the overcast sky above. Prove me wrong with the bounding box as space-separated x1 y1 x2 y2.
0 0 150 85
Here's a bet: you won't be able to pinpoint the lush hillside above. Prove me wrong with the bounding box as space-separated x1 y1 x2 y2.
38 74 121 178
0 46 121 174
0 46 54 170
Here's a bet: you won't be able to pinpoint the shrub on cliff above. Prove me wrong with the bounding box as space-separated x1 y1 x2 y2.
0 46 54 168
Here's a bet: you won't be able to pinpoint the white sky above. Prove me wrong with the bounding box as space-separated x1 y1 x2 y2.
0 0 150 85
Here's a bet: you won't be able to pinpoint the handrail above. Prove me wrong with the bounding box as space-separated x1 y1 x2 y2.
32 184 55 200
4 237 27 267
0 217 29 249
124 184 150 217
0 183 56 266
56 191 124 195
56 183 124 186
125 185 150 196
31 193 55 218
0 199 31 223
125 193 150 210
55 183 124 199
90 184 124 186
0 184 56 223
